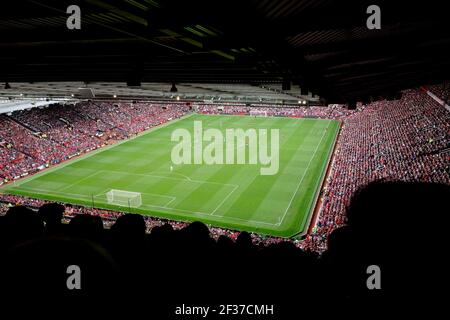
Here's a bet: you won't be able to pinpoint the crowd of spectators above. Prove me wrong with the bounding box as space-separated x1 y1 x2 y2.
197 103 354 119
196 91 448 252
2 101 346 183
77 101 189 135
300 89 449 252
1 88 449 254
0 116 64 167
0 102 189 182
427 82 450 103
12 104 102 147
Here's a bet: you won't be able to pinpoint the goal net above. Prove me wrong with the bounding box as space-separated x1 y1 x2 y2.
249 109 268 117
106 189 142 208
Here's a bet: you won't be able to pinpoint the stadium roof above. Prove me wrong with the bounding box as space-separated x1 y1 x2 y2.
1 0 449 103
0 98 76 114
0 82 319 105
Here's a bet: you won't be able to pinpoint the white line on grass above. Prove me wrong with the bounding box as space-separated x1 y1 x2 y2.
58 170 103 193
136 202 277 226
99 169 238 188
11 186 95 200
277 122 331 226
3 114 286 229
143 170 193 181
1 113 196 190
210 184 239 215
14 173 261 222
13 181 276 227
93 188 116 198
164 196 177 207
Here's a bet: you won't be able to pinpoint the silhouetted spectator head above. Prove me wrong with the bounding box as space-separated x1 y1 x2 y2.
177 222 213 260
346 181 449 246
216 235 235 258
182 221 210 243
150 223 174 240
69 214 103 239
6 205 34 218
217 235 234 248
39 202 64 228
111 214 146 237
326 226 354 258
236 231 253 248
326 181 450 299
4 205 43 244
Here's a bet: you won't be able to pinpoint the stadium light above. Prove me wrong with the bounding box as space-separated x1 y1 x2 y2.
113 94 117 98
176 96 180 101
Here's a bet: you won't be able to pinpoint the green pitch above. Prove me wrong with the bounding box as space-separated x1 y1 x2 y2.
2 114 340 237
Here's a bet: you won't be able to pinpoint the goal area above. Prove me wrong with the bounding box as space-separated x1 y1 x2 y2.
106 189 142 208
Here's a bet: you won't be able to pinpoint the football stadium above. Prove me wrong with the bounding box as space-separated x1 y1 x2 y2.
0 0 449 315
4 114 340 237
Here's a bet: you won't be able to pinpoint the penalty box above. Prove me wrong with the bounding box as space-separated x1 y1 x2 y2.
92 171 238 215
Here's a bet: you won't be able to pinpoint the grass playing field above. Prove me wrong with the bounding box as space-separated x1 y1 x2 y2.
2 113 340 237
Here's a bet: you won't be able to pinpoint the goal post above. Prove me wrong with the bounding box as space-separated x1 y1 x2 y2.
106 189 142 208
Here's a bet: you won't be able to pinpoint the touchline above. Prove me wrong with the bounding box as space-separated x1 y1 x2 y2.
171 120 280 175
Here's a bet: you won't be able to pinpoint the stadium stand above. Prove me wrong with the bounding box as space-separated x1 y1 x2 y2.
1 0 449 314
428 82 450 103
0 85 448 315
0 103 189 181
1 86 448 254
197 104 354 119
301 88 450 252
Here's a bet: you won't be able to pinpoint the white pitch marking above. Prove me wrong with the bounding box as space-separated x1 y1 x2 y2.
210 184 239 215
277 122 330 226
58 170 103 192
100 169 238 188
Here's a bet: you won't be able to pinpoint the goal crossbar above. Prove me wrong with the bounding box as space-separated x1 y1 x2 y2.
106 189 142 208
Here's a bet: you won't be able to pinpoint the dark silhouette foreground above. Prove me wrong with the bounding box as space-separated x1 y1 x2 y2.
0 181 448 316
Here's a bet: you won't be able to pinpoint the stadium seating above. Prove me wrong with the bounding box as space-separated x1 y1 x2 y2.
0 88 449 254
0 102 189 181
301 89 449 252
428 82 450 103
197 103 354 119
